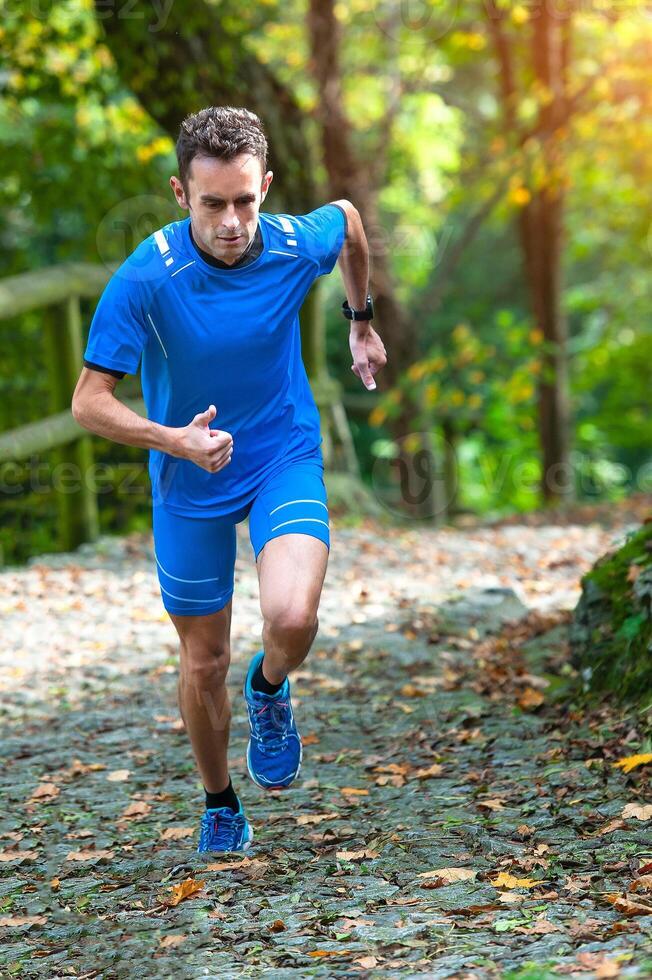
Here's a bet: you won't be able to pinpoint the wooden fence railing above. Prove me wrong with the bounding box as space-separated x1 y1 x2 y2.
0 263 118 551
0 263 378 554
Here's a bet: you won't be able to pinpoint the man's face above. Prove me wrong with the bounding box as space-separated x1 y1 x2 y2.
170 153 273 265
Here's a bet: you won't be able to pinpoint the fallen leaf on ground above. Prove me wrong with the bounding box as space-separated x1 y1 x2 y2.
517 687 544 709
477 798 507 811
491 872 538 889
336 849 379 861
399 684 427 698
160 877 205 907
106 769 131 782
65 849 115 862
120 801 152 821
612 753 652 773
0 850 39 862
339 917 375 929
592 818 625 836
160 826 194 840
604 892 652 917
418 868 476 884
296 813 335 825
0 915 47 927
308 950 354 958
630 875 652 893
341 787 369 796
29 783 59 801
159 935 186 948
514 916 562 934
621 803 652 821
413 763 443 779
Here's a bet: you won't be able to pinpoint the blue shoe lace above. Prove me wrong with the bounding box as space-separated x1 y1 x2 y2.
250 696 291 755
199 807 243 852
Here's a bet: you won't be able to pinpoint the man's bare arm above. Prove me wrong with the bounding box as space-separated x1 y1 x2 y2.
329 199 388 391
331 199 369 311
72 367 179 453
71 368 234 473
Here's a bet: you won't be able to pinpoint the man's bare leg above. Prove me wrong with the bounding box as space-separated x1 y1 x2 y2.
169 601 233 793
255 533 329 684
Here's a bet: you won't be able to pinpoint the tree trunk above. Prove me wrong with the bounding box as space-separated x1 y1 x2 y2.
486 0 573 505
306 0 418 400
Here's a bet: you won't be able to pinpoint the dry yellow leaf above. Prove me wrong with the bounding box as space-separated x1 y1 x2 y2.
399 684 427 698
612 753 652 774
375 774 406 787
604 892 652 916
301 733 320 745
413 763 443 780
29 783 60 801
341 787 369 796
120 802 152 820
66 849 114 862
308 950 354 958
268 920 286 932
106 769 131 782
162 877 205 907
477 798 507 811
336 849 379 862
418 868 476 883
160 826 195 840
0 915 47 927
517 687 544 709
0 850 39 862
629 875 652 893
296 813 335 825
373 763 412 775
159 935 186 949
622 803 652 821
50 878 60 890
492 872 538 889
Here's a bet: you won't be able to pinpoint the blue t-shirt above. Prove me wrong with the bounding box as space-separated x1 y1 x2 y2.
83 205 347 516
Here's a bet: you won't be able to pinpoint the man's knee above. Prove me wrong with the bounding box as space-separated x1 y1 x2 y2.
266 607 319 642
180 638 231 691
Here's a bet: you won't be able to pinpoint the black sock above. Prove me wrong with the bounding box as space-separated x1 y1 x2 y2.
205 777 239 813
251 659 284 696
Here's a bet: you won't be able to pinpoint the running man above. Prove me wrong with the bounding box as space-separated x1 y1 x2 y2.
72 106 387 856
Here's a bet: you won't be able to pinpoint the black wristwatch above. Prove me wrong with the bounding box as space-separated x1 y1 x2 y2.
342 294 374 321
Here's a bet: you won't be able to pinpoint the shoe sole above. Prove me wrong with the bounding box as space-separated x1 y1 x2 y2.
196 823 254 860
246 738 303 790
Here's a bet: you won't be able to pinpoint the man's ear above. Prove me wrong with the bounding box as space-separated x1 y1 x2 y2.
170 176 189 210
260 170 274 203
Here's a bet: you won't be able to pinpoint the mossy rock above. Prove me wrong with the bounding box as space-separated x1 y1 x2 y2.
569 521 652 700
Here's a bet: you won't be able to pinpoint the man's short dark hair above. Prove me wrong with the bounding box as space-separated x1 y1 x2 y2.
176 106 268 192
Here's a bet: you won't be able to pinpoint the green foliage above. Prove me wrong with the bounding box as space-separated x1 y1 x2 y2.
570 523 652 700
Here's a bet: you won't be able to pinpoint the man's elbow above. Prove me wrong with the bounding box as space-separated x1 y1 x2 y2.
71 395 90 428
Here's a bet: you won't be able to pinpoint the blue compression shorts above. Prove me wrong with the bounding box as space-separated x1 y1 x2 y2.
152 455 330 616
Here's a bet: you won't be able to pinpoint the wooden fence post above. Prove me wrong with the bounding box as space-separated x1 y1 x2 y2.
42 297 99 551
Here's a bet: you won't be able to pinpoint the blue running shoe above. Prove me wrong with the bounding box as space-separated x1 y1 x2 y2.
243 650 302 789
196 803 253 858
